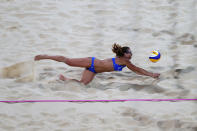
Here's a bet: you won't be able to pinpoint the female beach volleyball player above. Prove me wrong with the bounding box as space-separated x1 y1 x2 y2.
34 43 160 85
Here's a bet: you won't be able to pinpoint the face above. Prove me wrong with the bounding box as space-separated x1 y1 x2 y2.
124 48 132 59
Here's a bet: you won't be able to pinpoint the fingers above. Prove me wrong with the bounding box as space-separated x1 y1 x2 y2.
154 73 160 79
152 73 160 79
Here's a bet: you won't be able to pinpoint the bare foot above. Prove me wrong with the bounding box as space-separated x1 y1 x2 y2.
59 74 68 81
34 55 43 61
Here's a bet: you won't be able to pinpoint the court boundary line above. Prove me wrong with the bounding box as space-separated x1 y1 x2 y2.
0 99 197 103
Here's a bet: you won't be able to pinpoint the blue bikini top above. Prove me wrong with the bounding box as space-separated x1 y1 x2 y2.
112 58 126 71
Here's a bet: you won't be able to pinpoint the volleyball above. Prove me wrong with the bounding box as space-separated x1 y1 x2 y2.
149 50 161 63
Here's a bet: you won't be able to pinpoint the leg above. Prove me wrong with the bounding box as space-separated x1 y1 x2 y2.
65 57 92 68
80 69 95 85
35 55 92 68
59 69 95 85
59 74 81 83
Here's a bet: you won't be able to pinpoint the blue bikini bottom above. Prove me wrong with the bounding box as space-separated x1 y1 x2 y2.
86 57 96 73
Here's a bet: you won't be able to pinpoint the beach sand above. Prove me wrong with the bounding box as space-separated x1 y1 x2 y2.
0 0 197 130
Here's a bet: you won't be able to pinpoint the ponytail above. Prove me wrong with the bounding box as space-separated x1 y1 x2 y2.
112 43 124 56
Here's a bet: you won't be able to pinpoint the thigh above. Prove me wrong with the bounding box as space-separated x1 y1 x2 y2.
80 69 96 85
68 57 92 67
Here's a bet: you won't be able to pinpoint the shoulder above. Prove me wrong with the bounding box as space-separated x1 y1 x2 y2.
121 58 132 65
122 59 137 69
122 60 139 71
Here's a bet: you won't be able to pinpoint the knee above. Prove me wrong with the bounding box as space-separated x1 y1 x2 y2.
80 80 89 85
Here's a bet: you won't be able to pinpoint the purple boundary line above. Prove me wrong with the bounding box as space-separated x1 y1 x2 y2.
0 99 197 103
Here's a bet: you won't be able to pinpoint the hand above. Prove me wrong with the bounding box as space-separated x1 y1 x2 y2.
151 73 160 79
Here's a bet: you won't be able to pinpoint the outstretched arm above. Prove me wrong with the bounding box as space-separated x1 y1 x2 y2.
34 55 67 63
125 61 160 79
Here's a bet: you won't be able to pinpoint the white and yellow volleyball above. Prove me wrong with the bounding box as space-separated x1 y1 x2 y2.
149 50 161 63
